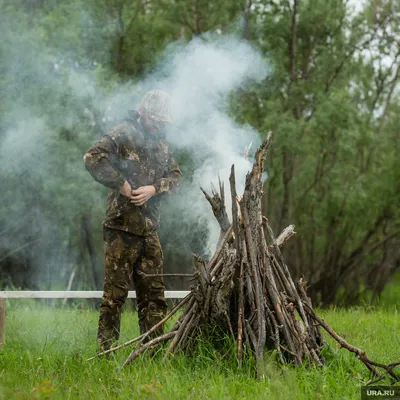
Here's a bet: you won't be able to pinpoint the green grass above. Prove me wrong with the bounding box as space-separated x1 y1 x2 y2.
1 300 399 400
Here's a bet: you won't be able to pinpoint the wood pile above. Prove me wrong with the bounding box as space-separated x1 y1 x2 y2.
90 133 400 382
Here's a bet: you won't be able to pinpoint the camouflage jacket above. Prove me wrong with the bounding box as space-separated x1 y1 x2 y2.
83 112 181 236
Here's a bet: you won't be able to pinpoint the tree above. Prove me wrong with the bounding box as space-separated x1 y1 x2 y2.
232 0 400 305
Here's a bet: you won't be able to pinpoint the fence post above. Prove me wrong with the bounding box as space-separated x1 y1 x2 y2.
0 297 5 350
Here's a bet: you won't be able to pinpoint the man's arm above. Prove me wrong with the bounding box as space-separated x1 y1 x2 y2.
152 155 182 195
130 154 181 206
83 135 126 190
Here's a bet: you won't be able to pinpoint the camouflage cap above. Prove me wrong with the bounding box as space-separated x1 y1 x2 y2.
140 90 172 124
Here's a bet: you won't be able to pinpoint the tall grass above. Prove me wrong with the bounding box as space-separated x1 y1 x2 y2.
1 294 399 399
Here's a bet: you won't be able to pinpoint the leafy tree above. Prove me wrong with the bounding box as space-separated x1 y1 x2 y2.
0 0 399 307
232 0 400 305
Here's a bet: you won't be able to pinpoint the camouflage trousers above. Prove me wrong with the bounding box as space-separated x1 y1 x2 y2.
97 227 167 350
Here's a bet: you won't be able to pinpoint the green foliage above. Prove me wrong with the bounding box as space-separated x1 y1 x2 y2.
234 0 400 305
0 0 399 304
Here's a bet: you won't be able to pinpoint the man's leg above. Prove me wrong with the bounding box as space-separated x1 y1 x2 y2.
98 228 141 350
132 232 167 338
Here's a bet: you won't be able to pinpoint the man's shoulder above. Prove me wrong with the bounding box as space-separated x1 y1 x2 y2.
106 121 140 141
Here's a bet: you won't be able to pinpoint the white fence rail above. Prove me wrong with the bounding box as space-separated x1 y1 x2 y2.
0 290 190 299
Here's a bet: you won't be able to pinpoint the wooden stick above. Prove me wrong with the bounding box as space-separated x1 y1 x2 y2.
225 311 235 340
269 222 297 249
229 165 241 254
200 184 230 233
267 308 285 363
296 279 325 346
208 226 233 274
123 331 177 367
241 204 266 363
164 302 197 359
139 273 194 278
237 253 246 361
264 218 309 329
218 175 225 213
63 268 76 306
245 273 256 312
174 312 199 353
210 257 225 278
203 284 213 315
302 302 392 378
245 319 263 379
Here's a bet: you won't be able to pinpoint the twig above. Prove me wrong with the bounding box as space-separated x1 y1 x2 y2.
241 204 266 363
303 302 400 380
123 331 177 367
174 312 199 353
225 311 235 340
270 222 297 249
208 226 233 274
139 272 194 278
229 165 241 254
164 301 197 359
237 252 246 361
265 218 309 329
245 319 262 379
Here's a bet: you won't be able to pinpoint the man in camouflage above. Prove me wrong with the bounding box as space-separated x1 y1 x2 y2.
83 90 181 350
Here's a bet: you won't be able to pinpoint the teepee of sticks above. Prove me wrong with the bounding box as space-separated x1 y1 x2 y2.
90 133 400 382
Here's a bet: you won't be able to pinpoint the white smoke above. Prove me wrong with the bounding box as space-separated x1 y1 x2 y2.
103 38 269 252
161 38 268 251
0 8 269 286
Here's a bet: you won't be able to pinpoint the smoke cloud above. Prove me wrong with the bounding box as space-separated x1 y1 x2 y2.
0 9 268 289
104 38 268 253
152 38 268 252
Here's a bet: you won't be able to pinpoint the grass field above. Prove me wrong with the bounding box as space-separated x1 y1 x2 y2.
1 286 399 400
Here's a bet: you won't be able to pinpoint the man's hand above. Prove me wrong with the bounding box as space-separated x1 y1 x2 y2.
130 185 156 206
120 180 133 197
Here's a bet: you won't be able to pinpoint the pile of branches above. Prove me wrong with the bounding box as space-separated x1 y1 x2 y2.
90 133 400 382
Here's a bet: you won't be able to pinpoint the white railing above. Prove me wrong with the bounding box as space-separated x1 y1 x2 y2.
0 290 190 299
